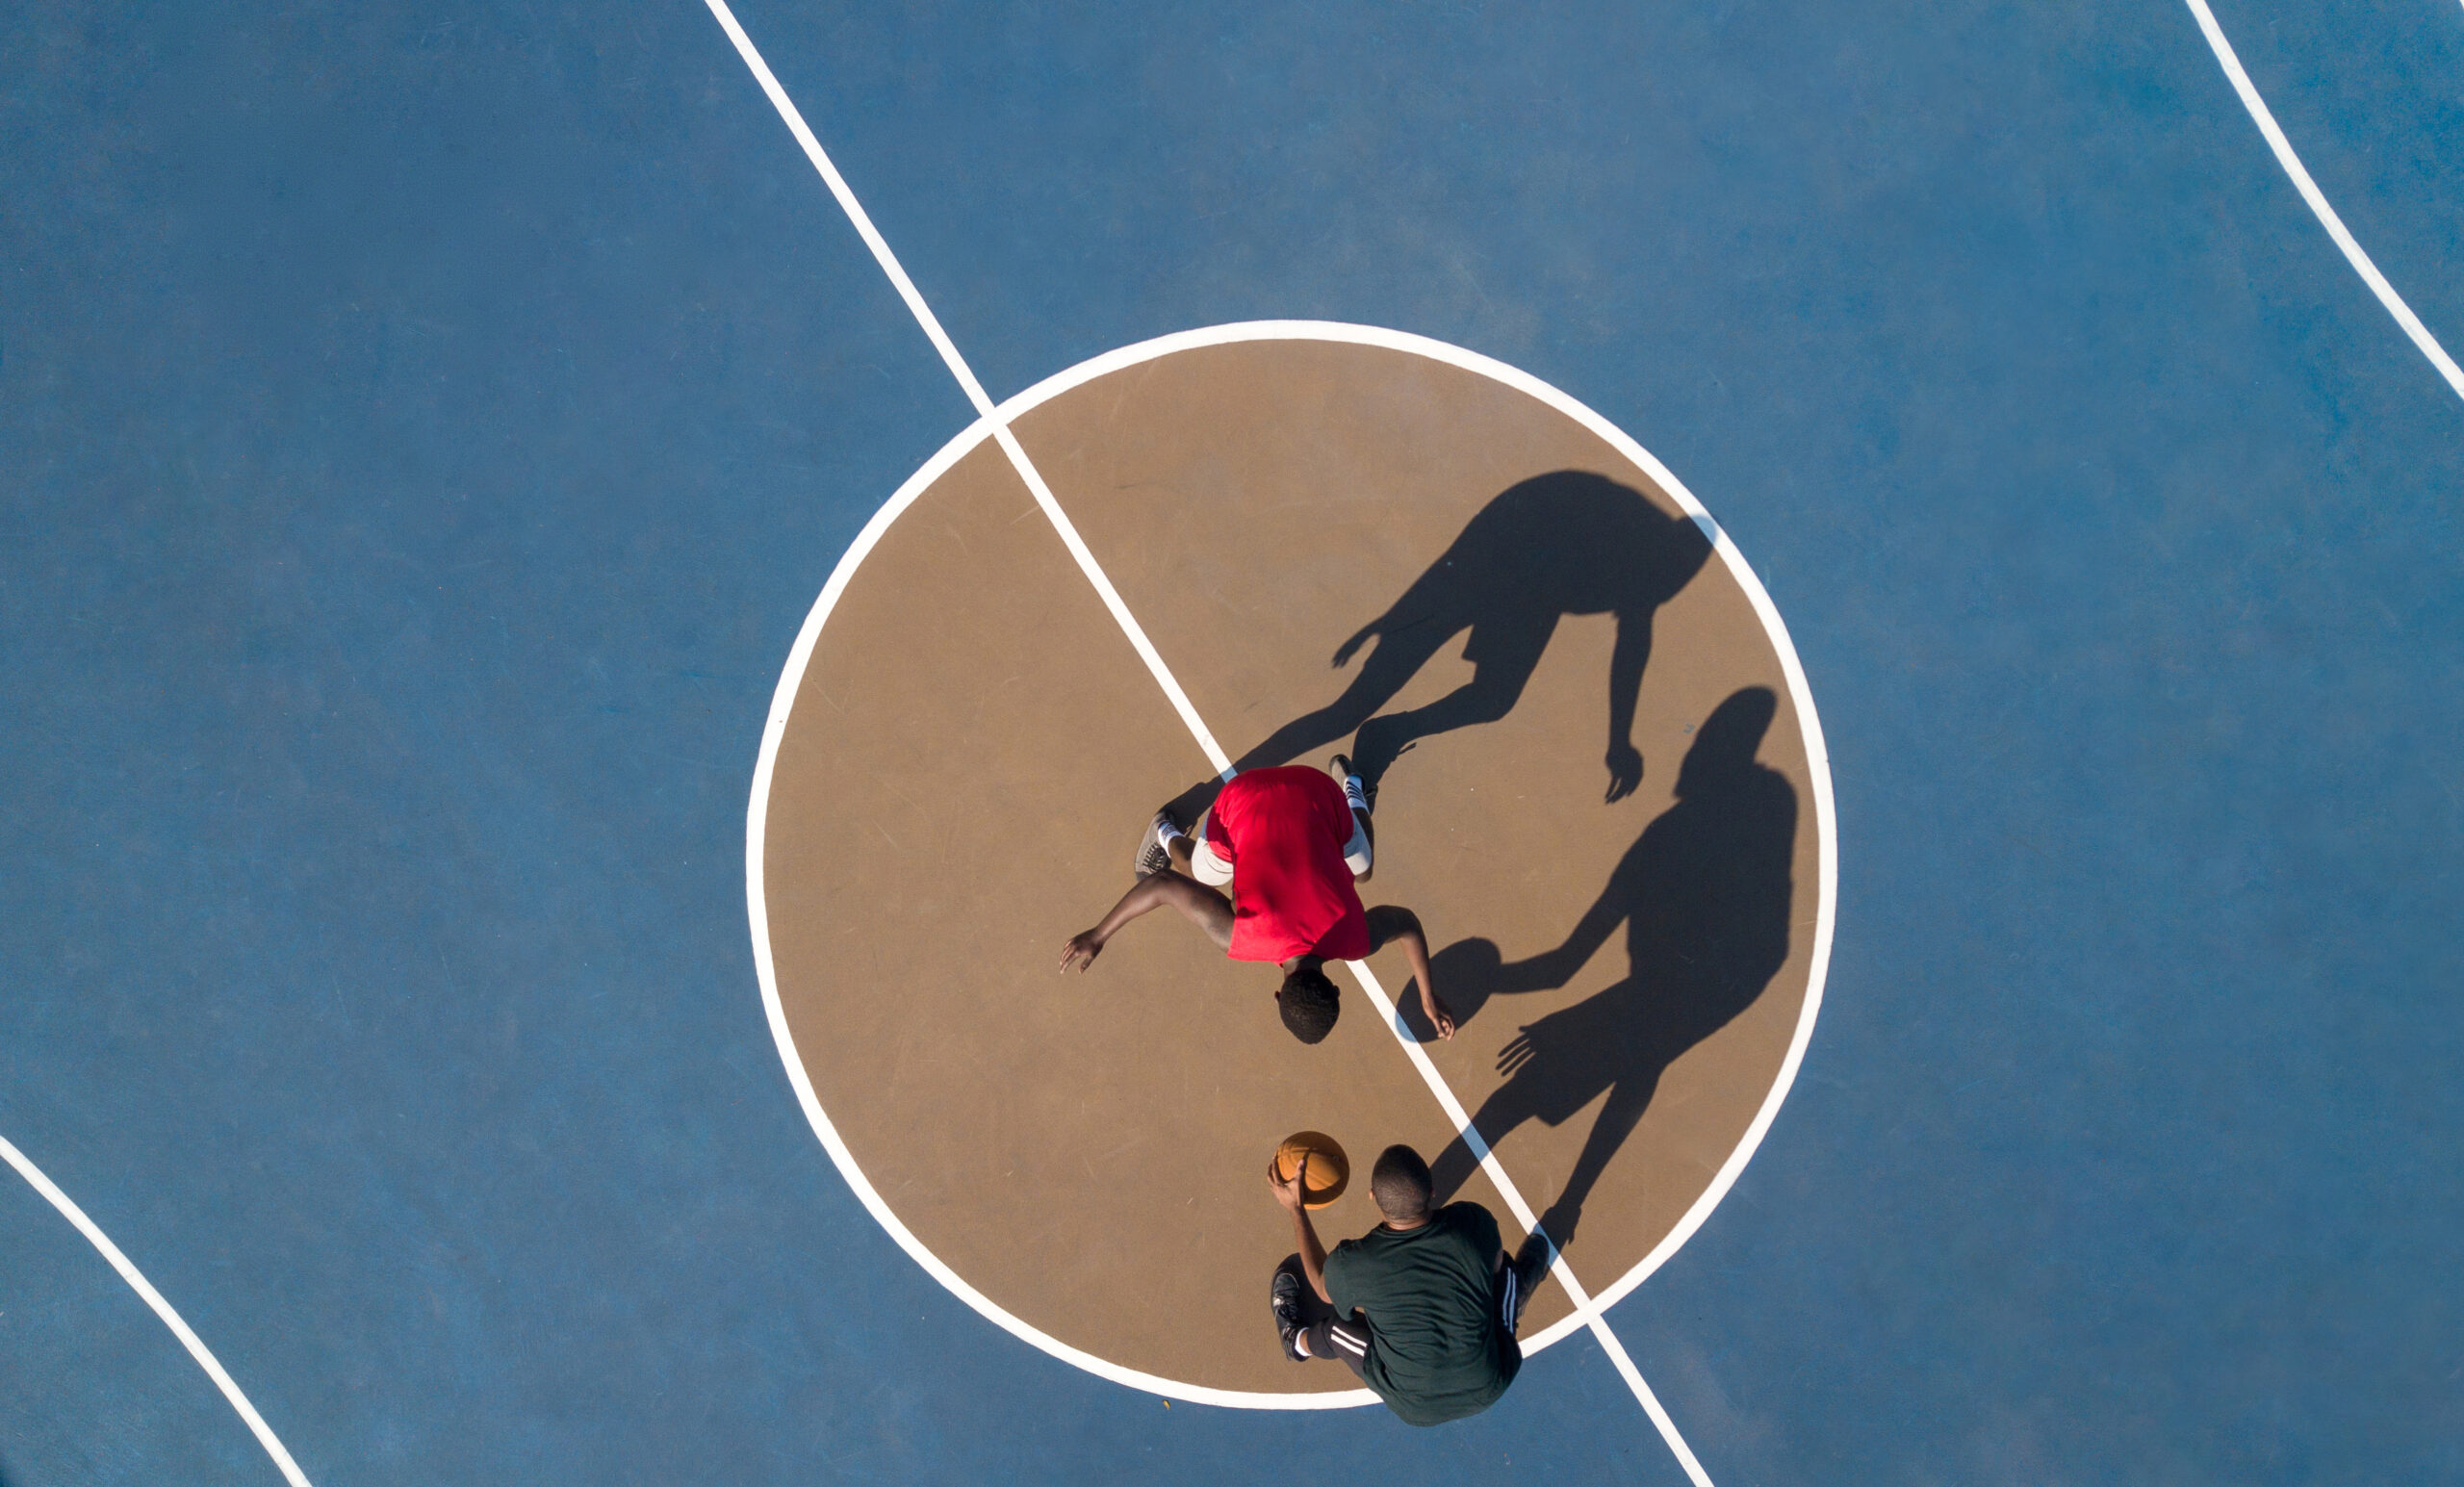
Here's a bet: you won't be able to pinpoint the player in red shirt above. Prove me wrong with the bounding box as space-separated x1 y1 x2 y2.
1059 756 1457 1044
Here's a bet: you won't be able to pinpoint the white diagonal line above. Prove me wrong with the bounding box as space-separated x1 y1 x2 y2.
702 5 1709 1476
1343 961 1714 1487
0 1133 315 1487
988 423 1235 778
699 0 993 417
702 0 1233 779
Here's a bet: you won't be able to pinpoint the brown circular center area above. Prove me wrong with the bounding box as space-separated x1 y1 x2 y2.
756 332 1826 1400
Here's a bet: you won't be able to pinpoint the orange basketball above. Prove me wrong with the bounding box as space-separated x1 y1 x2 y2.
1272 1131 1350 1209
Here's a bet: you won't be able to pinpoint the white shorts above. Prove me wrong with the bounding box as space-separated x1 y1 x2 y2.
1191 809 1371 885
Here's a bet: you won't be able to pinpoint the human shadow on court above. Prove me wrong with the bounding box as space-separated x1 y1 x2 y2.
1167 471 1712 824
1416 687 1796 1253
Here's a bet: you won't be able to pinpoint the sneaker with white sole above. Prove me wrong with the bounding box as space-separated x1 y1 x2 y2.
1329 754 1373 814
1270 1262 1309 1362
1135 807 1180 880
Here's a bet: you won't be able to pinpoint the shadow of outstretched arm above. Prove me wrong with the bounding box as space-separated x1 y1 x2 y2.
1330 612 1383 669
1501 859 1633 994
1408 859 1635 1038
1603 607 1651 802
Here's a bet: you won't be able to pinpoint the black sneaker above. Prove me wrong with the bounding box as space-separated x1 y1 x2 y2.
1508 1231 1554 1331
1134 807 1179 880
1270 1265 1309 1362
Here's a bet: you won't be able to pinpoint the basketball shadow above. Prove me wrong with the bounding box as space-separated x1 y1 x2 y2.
1167 470 1713 823
1417 687 1797 1254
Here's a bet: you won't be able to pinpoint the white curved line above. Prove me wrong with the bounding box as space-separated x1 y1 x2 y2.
988 322 1839 1363
746 323 1837 1437
0 1133 315 1487
743 411 1374 1410
1055 323 1836 1358
2182 0 2464 401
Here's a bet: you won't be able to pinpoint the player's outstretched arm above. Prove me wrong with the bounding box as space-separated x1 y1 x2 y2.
1059 874 1234 971
1366 906 1454 1039
1270 1153 1334 1304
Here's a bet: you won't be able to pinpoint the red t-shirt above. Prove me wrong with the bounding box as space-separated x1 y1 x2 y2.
1204 766 1371 963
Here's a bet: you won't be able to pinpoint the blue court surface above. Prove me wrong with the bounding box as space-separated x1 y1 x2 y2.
4 1 2460 1483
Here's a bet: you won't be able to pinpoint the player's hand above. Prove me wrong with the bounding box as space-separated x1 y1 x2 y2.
1270 1152 1309 1213
1058 932 1105 973
1604 742 1644 804
1424 990 1458 1041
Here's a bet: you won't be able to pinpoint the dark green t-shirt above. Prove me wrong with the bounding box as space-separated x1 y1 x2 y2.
1322 1202 1521 1425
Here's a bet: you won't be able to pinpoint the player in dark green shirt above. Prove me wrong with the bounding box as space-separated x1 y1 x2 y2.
1269 1142 1549 1425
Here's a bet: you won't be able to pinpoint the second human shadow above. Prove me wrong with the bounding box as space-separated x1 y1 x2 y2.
1418 686 1797 1253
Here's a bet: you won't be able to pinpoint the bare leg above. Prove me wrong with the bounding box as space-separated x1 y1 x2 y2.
1332 754 1376 883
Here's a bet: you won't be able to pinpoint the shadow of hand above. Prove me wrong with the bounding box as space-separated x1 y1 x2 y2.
1497 1016 1560 1078
1331 619 1376 669
1604 742 1644 804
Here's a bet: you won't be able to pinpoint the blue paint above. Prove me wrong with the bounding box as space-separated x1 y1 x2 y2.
2 0 2458 1481
0 1173 267 1485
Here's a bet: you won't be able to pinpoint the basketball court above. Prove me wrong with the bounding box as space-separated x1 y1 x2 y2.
3 0 2458 1482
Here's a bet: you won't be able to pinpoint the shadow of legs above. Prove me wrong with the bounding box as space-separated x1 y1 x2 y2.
1348 619 1553 790
1428 1078 1548 1206
1165 622 1462 824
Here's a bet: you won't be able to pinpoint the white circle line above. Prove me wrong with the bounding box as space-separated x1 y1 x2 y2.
746 320 1837 1403
742 408 1373 1409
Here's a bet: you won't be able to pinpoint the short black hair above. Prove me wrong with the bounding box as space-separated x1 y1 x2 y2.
1370 1144 1433 1222
1277 963 1340 1043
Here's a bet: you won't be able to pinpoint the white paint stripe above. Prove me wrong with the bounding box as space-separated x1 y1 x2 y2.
975 322 1836 1360
708 4 1834 1459
703 0 1233 780
700 0 997 418
743 416 1374 1409
743 324 1833 1449
2181 0 2464 403
1343 961 1712 1484
0 1134 315 1487
990 423 1237 778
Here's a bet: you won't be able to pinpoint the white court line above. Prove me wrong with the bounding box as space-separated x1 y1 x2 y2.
2181 0 2464 403
700 0 1233 780
0 1133 315 1487
706 0 1727 1456
745 325 1835 1412
700 7 1842 1474
742 411 1373 1412
1343 960 1714 1487
967 320 1836 1365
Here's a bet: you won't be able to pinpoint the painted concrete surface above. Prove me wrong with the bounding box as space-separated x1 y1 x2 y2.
2 0 2457 1482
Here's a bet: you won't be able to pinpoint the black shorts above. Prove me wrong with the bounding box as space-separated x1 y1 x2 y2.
1278 1243 1540 1378
1303 1310 1376 1380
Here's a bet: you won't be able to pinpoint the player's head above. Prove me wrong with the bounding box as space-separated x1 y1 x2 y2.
1370 1144 1434 1224
1276 962 1341 1044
